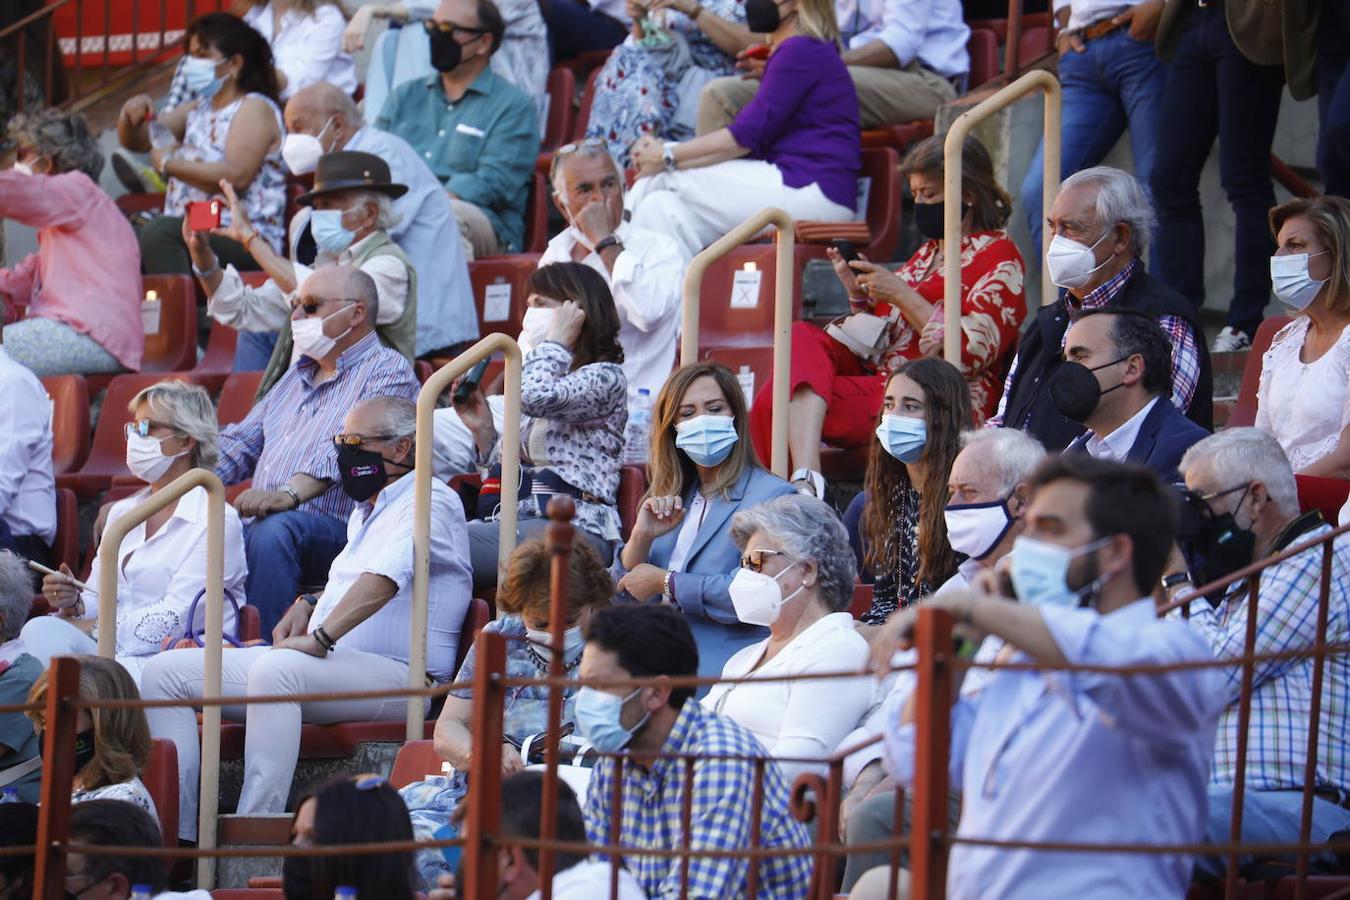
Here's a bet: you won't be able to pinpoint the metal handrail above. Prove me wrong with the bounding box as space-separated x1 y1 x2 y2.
94 468 227 888
410 334 523 738
944 70 1062 361
680 208 795 479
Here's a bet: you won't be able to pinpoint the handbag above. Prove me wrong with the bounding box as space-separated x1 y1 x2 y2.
161 587 245 650
825 312 891 365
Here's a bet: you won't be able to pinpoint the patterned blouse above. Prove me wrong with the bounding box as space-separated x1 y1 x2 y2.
484 340 628 542
164 93 287 253
73 777 158 817
870 231 1026 425
858 483 930 625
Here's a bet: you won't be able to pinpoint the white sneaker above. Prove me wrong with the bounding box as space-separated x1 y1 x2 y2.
1211 326 1252 353
790 468 825 498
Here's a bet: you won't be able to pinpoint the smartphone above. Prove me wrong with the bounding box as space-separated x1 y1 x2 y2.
827 238 859 263
187 200 222 232
454 358 492 404
743 43 772 60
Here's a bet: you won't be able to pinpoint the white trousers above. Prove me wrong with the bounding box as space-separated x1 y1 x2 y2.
432 395 508 481
625 159 855 260
19 616 152 686
140 645 421 840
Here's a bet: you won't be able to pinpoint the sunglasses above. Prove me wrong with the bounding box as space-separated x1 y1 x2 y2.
333 433 400 450
423 18 489 38
124 419 178 440
290 296 356 316
740 548 789 573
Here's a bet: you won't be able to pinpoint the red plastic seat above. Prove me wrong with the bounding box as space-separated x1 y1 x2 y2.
469 253 541 340
618 464 648 542
694 243 794 356
238 604 262 643
860 119 936 154
51 488 80 574
42 374 91 475
191 322 240 391
115 192 165 218
456 595 492 676
58 373 204 499
963 12 1053 46
542 67 577 152
850 583 874 619
573 66 604 142
391 739 441 789
521 172 551 254
1296 475 1350 524
1227 315 1291 428
141 275 199 373
142 738 180 849
1018 25 1054 64
968 28 1000 90
217 371 266 428
794 146 902 262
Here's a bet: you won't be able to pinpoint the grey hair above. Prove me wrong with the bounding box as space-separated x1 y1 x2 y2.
0 552 32 642
7 109 104 181
1179 427 1300 518
730 494 857 612
130 381 219 469
1061 165 1158 257
551 143 622 194
344 266 380 322
958 428 1046 495
348 190 401 231
362 395 417 437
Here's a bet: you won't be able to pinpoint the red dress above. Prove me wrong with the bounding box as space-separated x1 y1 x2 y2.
749 231 1026 460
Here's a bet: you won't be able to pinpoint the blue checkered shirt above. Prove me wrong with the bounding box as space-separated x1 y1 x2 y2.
1184 522 1350 791
583 701 813 899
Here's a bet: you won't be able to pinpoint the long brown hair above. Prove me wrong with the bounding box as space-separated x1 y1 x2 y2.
648 362 758 500
28 657 152 791
900 134 1012 232
862 357 970 587
525 263 625 371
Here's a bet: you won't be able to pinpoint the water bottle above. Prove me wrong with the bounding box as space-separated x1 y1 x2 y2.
624 388 652 465
334 888 358 900
130 886 154 900
0 787 19 804
147 116 175 150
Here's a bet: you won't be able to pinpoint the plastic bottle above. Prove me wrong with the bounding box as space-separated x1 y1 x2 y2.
624 388 652 465
129 886 154 900
0 787 19 804
334 888 358 900
147 115 175 150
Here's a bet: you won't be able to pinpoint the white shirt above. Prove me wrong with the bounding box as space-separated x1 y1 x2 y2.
1083 396 1158 462
242 3 356 99
72 776 157 817
882 599 1226 900
526 859 647 900
309 472 473 681
209 225 410 337
834 0 971 78
1256 316 1350 473
0 347 55 545
665 492 708 574
539 221 687 405
1051 0 1132 32
702 612 872 784
81 487 247 657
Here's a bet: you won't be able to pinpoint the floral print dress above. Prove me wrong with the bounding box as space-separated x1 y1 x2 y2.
584 0 747 167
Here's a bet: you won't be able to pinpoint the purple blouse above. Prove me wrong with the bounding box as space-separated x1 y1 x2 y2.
727 35 861 211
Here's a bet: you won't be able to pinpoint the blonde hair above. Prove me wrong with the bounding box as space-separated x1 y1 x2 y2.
1269 196 1350 317
647 362 759 500
131 380 219 469
28 657 152 791
793 0 840 43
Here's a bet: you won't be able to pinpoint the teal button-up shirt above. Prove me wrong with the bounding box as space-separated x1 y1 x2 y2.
376 67 539 253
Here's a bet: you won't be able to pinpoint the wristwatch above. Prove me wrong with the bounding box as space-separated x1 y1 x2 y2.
662 142 679 173
280 485 301 509
1160 572 1192 592
595 234 623 254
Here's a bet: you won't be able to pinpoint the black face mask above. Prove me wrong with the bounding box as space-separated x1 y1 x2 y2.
38 727 97 776
745 0 783 32
1191 485 1257 591
1048 356 1128 424
912 200 972 241
334 444 407 503
428 28 465 72
282 853 314 900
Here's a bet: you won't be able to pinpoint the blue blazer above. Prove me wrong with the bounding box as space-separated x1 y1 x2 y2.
1066 397 1211 484
612 466 796 677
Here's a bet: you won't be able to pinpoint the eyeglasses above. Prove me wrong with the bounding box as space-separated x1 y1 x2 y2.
740 548 790 573
423 18 489 38
124 419 178 440
333 433 400 450
290 296 356 316
1198 483 1249 504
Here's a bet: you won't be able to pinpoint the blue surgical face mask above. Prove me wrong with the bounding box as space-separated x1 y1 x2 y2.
1270 250 1330 311
575 686 649 753
309 208 357 254
875 414 926 463
1008 534 1111 608
182 54 227 98
674 414 739 468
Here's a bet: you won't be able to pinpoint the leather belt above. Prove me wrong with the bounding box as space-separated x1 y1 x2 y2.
1079 17 1125 42
1285 787 1350 810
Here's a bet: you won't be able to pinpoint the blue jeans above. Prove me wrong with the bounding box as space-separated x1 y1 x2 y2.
1021 28 1168 251
1196 787 1350 878
1149 3 1285 337
234 330 278 372
542 0 627 64
243 510 349 635
1317 0 1350 198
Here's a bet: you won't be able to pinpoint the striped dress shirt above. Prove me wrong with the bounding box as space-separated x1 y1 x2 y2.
215 332 419 523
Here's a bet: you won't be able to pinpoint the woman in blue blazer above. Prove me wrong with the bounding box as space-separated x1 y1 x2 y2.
613 362 797 677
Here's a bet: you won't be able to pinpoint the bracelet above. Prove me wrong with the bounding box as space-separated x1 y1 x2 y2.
191 261 221 280
243 231 263 254
662 570 675 604
314 626 336 652
594 234 623 254
280 485 301 509
297 593 319 607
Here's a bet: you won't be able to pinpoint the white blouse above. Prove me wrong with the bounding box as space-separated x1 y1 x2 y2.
702 612 872 784
80 487 247 658
1256 317 1350 472
242 2 357 99
73 776 158 818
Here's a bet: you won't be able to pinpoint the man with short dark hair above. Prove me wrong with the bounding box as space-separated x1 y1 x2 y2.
375 0 540 258
578 605 811 899
64 799 168 899
860 456 1226 899
1061 308 1210 482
